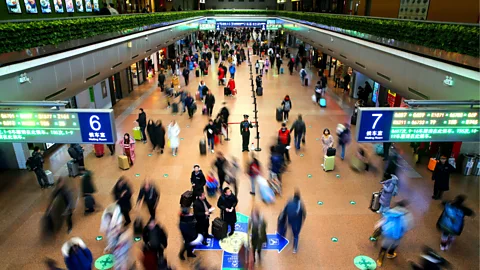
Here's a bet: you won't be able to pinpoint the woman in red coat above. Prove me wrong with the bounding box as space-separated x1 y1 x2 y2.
218 67 225 86
228 78 236 96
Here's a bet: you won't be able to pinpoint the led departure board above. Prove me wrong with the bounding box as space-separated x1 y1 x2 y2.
356 108 480 143
0 109 116 144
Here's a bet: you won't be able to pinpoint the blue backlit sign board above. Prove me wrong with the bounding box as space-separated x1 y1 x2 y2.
0 109 117 144
216 21 266 28
356 108 480 143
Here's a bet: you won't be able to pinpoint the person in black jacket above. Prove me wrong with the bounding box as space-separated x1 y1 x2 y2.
143 218 168 259
193 192 213 245
68 144 85 170
213 151 228 190
48 177 75 234
204 119 217 153
182 67 190 86
31 146 49 189
191 165 206 197
158 70 166 91
81 170 96 214
147 120 157 152
136 108 147 143
136 179 159 219
154 120 166 154
217 187 238 236
255 75 262 88
432 155 455 200
205 91 215 117
178 208 197 260
112 177 133 226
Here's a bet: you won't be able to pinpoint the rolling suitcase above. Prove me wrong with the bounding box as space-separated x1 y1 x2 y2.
118 155 130 170
276 107 283 122
351 114 357 125
369 191 382 212
180 190 194 208
280 67 284 74
199 139 207 155
84 195 95 212
172 103 179 114
224 87 231 96
304 78 309 86
319 98 327 107
45 170 55 185
256 86 263 96
133 127 142 141
323 155 335 171
260 184 275 204
212 217 228 240
94 144 104 157
195 69 200 77
326 147 336 157
67 160 79 177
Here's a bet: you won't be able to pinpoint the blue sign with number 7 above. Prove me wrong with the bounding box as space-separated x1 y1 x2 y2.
357 110 394 143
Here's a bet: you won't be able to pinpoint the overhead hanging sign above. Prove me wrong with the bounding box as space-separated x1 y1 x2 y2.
216 21 266 28
199 23 216 31
356 108 480 143
0 109 117 144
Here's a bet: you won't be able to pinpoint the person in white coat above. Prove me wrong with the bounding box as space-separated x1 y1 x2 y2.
100 203 124 254
168 120 181 156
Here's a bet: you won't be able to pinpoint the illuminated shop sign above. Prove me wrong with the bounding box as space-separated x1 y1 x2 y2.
356 108 480 143
267 24 282 30
199 23 216 30
0 109 116 144
216 22 266 28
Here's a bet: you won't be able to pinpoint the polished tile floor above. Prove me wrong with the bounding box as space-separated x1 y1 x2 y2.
0 52 478 270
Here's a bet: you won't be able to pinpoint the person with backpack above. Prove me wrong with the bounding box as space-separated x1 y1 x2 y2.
431 155 455 200
281 95 292 122
378 173 399 214
278 123 291 163
436 195 474 251
336 123 351 160
62 237 93 270
29 146 49 189
68 143 85 170
375 200 414 267
143 218 168 261
282 190 306 253
48 177 75 234
290 114 306 151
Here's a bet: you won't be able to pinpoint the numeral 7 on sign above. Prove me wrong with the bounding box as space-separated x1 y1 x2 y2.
372 114 383 129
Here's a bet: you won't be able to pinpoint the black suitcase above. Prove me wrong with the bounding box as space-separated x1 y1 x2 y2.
180 190 194 208
134 218 143 236
256 86 263 96
195 69 200 77
224 87 231 96
326 147 336 157
276 107 283 122
304 78 309 86
172 103 179 114
369 192 381 212
351 114 357 125
84 195 95 210
212 217 228 239
199 139 207 155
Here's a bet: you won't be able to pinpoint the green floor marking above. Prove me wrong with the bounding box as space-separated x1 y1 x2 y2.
331 237 338 242
336 174 340 178
300 154 304 157
317 201 323 205
316 138 320 141
96 236 103 241
369 237 377 242
180 138 185 140
95 254 114 270
308 125 312 128
307 174 312 178
186 125 190 128
350 201 356 205
148 154 152 157
134 237 141 242
163 174 169 178
135 174 140 177
353 255 377 269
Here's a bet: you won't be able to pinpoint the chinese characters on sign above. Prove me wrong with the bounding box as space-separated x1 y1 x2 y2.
0 109 116 144
266 24 282 30
356 108 480 143
199 23 216 31
216 22 266 28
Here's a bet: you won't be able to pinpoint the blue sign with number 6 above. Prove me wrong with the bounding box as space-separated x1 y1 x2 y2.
77 110 116 144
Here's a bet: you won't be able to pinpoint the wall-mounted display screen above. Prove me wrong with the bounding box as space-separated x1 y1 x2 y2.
75 0 83 11
54 0 64 12
40 0 52 13
0 109 117 144
92 0 98 11
6 0 22 13
24 0 38 13
85 0 91 11
356 108 480 143
65 0 73 12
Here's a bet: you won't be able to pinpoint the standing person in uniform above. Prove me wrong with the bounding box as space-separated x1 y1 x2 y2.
191 165 207 197
136 179 160 219
432 155 455 200
290 114 306 151
193 192 214 246
112 176 133 226
217 187 238 236
281 95 292 122
30 146 49 189
240 115 254 152
136 108 147 143
282 190 306 253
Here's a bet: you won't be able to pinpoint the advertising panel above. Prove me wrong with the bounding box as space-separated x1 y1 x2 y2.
24 0 38 13
54 0 64 12
39 0 52 13
6 0 22 13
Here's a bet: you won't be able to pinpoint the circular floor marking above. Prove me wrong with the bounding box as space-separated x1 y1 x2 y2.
316 138 320 141
336 174 341 178
350 201 356 205
307 174 312 178
134 237 141 242
317 201 323 205
331 237 338 242
148 154 152 157
135 174 140 177
163 174 169 178
95 254 114 270
300 154 304 157
96 236 103 241
353 255 377 269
